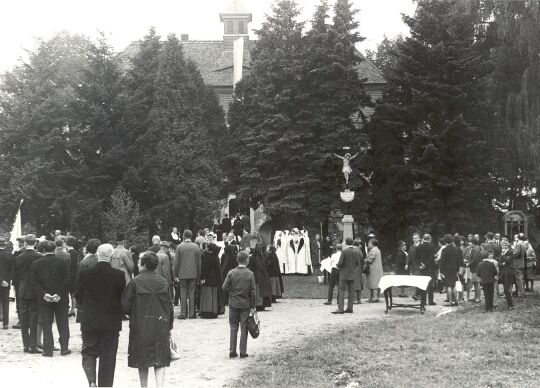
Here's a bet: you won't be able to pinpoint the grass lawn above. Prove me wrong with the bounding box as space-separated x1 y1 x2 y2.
236 293 540 387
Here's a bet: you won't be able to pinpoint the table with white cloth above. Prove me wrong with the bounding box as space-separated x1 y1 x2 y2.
378 275 432 314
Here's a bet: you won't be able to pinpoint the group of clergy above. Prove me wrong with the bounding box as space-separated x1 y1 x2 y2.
273 228 314 275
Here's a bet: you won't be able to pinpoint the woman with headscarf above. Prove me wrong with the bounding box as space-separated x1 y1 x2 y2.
266 245 284 302
248 244 272 311
122 251 173 388
199 243 225 318
365 239 383 303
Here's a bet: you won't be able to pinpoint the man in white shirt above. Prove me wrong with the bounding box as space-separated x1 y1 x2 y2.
323 244 342 305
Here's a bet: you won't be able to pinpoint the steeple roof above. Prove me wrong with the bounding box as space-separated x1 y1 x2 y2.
222 0 251 15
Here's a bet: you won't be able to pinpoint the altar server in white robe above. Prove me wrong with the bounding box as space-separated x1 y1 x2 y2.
275 231 289 274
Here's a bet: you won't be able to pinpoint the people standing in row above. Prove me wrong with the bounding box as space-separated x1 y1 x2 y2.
122 251 173 388
77 243 126 387
174 230 201 319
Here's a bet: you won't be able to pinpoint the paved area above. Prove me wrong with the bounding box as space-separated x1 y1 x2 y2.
0 295 447 387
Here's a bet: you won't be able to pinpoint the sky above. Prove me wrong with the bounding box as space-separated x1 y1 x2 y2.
0 0 416 72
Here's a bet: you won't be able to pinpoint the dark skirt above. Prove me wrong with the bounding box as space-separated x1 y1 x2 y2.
270 276 283 298
255 284 272 309
200 286 220 318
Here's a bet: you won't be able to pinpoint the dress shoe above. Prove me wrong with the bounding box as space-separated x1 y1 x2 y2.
240 353 249 358
189 316 197 319
28 347 42 354
42 353 53 358
3 325 8 329
428 302 436 306
61 349 72 356
344 310 353 313
23 347 30 353
323 301 332 305
331 310 344 314
229 352 238 358
12 323 21 329
178 316 187 320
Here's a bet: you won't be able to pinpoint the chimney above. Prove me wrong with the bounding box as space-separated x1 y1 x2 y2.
181 34 189 41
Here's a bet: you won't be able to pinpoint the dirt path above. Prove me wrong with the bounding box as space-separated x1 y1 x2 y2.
0 297 446 387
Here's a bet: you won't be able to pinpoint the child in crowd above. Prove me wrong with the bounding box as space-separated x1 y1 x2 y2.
476 250 498 312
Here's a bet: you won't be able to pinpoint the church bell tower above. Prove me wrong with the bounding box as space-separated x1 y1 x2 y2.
220 0 252 48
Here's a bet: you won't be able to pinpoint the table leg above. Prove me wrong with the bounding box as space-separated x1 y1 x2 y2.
384 289 390 313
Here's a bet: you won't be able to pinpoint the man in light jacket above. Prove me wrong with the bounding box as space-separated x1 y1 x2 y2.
174 230 201 319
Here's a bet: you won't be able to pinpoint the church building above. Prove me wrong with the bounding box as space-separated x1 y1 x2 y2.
123 0 386 117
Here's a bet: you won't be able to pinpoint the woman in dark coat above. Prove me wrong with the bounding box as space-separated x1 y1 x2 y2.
220 244 238 306
248 244 272 311
395 240 409 297
199 243 225 318
266 245 284 302
122 251 173 388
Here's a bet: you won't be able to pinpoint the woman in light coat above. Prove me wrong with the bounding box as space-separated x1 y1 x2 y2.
365 238 383 303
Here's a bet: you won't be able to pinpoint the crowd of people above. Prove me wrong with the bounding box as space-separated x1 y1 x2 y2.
0 219 538 387
0 218 285 387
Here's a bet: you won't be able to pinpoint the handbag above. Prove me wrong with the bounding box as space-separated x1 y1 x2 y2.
170 337 180 362
362 264 370 276
455 276 463 293
247 311 260 339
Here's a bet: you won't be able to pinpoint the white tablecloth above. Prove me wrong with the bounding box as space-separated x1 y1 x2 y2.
378 275 432 292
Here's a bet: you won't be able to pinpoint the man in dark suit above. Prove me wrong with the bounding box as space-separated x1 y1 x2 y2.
332 238 360 314
79 239 101 273
14 234 42 353
174 230 201 319
222 214 232 234
76 243 126 387
30 240 71 357
0 238 15 329
416 234 437 305
222 251 256 358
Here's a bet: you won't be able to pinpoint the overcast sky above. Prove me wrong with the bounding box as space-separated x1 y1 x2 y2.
0 0 416 72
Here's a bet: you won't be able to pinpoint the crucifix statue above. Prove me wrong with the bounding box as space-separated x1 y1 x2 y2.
333 152 359 185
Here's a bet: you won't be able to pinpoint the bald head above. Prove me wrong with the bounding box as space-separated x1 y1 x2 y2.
96 243 114 262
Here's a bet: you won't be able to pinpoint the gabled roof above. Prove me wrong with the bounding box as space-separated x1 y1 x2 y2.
121 39 386 88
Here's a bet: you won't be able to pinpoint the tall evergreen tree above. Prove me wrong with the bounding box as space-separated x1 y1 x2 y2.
366 0 496 245
0 33 95 235
123 34 227 232
229 0 305 226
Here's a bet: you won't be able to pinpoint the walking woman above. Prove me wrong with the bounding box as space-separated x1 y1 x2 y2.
365 239 383 303
122 251 173 388
199 243 225 318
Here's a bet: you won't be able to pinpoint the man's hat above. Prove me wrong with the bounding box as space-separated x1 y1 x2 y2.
24 234 37 244
0 238 6 247
16 236 24 243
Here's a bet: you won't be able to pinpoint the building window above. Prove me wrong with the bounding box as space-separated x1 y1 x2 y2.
238 21 245 34
226 21 234 34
